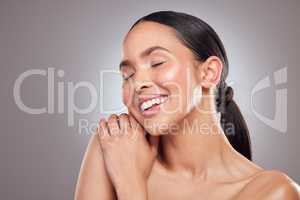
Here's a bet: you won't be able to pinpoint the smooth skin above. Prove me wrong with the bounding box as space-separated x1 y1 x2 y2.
74 21 300 200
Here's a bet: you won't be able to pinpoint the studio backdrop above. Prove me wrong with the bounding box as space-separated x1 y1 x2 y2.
0 0 299 199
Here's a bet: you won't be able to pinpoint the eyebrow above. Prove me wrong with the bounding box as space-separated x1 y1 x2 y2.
119 46 171 70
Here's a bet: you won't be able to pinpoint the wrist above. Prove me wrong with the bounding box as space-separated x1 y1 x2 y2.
115 178 148 200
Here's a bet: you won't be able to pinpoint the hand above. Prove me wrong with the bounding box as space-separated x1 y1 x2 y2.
97 113 159 191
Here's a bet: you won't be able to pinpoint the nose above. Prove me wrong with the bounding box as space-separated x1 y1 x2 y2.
135 80 153 94
132 69 155 94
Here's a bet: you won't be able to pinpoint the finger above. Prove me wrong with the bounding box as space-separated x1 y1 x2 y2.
118 113 131 135
98 119 110 140
107 114 120 136
98 119 115 150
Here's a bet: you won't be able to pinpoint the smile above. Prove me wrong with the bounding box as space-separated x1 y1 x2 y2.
138 95 168 117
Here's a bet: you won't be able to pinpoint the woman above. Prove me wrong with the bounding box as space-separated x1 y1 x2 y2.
75 11 300 200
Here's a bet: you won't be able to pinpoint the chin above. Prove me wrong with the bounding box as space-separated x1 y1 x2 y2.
142 113 183 136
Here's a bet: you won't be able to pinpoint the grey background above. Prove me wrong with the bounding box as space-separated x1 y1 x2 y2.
0 0 299 199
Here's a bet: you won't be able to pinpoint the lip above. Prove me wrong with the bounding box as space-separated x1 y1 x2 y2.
137 94 168 112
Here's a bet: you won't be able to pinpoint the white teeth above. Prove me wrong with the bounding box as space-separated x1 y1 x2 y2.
140 96 167 111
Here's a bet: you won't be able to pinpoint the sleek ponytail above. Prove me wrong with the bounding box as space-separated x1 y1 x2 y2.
216 82 252 160
129 10 252 160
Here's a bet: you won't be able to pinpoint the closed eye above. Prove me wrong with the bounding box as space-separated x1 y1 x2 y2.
122 61 165 80
151 61 166 67
123 73 134 80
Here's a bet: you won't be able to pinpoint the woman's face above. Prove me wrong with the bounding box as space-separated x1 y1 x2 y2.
120 21 203 135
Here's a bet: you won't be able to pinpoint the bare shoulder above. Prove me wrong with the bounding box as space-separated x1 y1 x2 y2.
236 169 300 200
74 132 116 200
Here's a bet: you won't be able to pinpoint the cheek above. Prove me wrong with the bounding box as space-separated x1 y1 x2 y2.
155 63 193 115
122 83 139 113
159 64 180 82
122 84 131 106
156 63 189 94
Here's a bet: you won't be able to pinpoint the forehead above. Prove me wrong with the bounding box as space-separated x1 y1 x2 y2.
121 21 182 58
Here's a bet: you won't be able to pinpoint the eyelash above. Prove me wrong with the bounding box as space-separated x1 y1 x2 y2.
123 61 166 81
123 74 133 81
151 61 165 67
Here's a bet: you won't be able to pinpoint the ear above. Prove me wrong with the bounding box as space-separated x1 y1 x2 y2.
196 56 223 89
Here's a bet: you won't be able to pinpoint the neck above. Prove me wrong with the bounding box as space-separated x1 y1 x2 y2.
158 107 236 181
